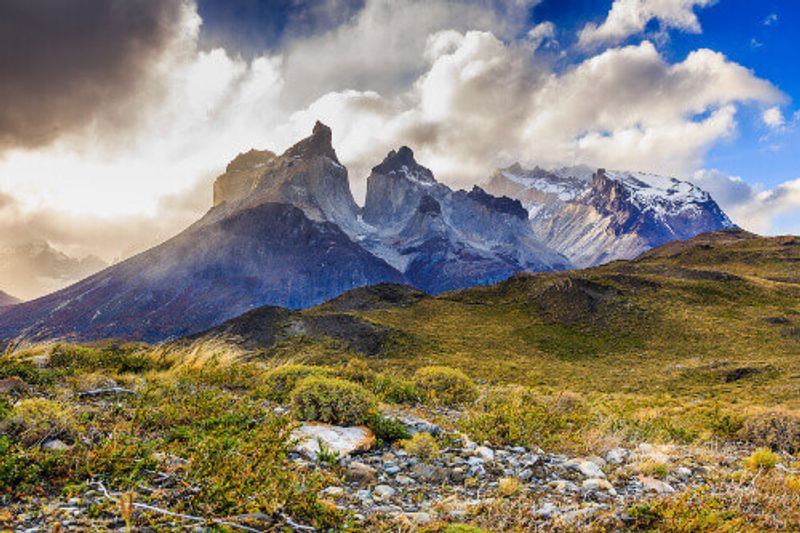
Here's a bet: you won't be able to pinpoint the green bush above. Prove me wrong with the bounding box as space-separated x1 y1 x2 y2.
400 432 440 460
459 386 592 452
3 398 76 446
366 414 409 445
337 359 419 404
745 447 781 470
261 364 329 402
414 366 477 406
291 377 376 426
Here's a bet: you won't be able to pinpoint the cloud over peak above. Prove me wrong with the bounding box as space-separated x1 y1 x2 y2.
578 0 716 48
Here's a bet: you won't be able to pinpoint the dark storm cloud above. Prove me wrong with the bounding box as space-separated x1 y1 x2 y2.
0 0 189 151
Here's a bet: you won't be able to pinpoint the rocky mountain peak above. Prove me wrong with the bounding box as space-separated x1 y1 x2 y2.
372 146 435 183
466 186 528 220
285 120 339 163
225 149 276 173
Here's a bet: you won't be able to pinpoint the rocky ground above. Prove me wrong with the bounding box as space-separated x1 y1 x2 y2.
6 406 795 532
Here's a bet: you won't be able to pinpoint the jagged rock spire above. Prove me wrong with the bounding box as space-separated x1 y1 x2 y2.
372 146 435 183
285 120 339 162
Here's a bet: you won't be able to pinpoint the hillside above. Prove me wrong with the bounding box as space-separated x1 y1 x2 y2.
0 290 20 308
2 228 799 532
194 229 800 405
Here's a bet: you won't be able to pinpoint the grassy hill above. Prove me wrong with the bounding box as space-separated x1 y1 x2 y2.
2 229 799 531
225 229 799 411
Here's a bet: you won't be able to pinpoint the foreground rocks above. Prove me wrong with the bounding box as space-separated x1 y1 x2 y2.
291 422 376 459
280 414 763 530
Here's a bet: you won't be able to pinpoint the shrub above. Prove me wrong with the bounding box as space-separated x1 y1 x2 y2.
400 432 440 460
739 410 800 454
3 398 76 446
414 366 477 406
497 477 523 497
261 365 329 402
291 377 376 426
338 359 419 404
745 447 781 470
367 414 409 445
459 386 592 452
637 460 670 478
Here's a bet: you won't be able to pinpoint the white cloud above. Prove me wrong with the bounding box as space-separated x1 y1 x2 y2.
763 13 778 26
0 0 791 283
692 169 800 235
579 0 716 48
526 21 558 50
762 106 785 128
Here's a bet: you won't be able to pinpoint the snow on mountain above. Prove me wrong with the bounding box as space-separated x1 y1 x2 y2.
485 165 735 267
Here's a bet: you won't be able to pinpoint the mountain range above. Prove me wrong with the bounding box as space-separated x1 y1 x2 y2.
0 240 107 301
0 122 734 343
485 164 735 267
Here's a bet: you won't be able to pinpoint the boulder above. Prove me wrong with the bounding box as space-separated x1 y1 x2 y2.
639 476 675 494
0 376 25 394
292 423 375 460
345 461 377 484
566 458 606 478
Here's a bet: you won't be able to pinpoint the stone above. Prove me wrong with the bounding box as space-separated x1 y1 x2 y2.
640 476 675 494
389 413 442 436
0 376 25 394
382 462 401 475
605 447 630 465
533 502 559 518
405 512 433 525
475 445 495 461
582 478 617 496
345 461 377 484
411 463 447 483
566 458 606 478
319 486 345 499
518 468 533 481
291 423 375 459
373 485 397 500
42 439 69 451
395 475 416 486
673 467 692 480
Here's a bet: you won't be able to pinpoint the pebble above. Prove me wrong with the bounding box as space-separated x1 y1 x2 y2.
373 485 397 499
566 458 606 478
42 439 69 451
475 445 495 461
640 476 675 494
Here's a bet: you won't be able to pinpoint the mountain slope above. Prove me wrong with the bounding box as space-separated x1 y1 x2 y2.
212 229 799 409
486 165 735 267
359 147 571 293
0 202 403 343
0 290 20 308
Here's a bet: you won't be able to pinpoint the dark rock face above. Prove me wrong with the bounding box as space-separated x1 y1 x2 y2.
0 202 403 343
466 186 527 220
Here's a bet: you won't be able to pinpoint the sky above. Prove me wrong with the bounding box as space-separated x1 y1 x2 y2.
0 0 798 276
